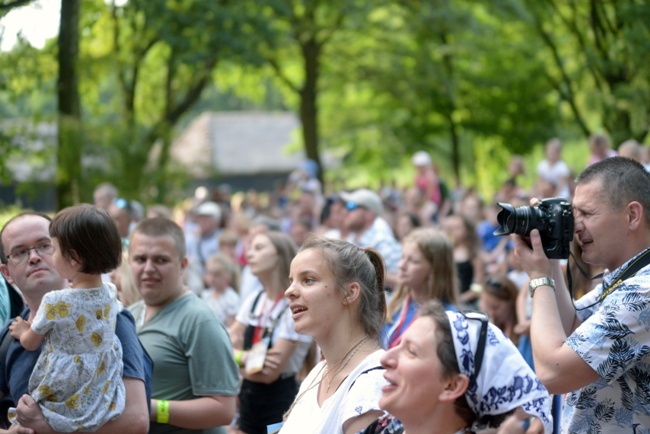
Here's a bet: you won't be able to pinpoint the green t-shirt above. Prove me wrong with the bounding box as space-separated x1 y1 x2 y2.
130 293 239 434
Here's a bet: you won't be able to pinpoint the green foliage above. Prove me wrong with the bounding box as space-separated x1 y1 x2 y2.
1 0 649 206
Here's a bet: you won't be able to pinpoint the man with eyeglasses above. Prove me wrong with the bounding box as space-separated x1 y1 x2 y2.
339 188 402 288
0 212 150 434
513 157 650 433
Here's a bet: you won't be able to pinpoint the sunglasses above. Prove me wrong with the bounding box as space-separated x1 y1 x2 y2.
115 198 133 212
462 311 489 388
345 202 366 211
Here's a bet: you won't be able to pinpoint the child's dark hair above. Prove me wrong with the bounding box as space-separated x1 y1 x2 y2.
50 204 122 274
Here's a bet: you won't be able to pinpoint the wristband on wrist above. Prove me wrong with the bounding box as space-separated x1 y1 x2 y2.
156 400 170 424
234 349 245 367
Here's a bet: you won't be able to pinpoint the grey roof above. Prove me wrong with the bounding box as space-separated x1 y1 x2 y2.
171 111 307 177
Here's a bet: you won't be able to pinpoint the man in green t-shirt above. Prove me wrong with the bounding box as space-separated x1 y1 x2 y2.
127 218 240 434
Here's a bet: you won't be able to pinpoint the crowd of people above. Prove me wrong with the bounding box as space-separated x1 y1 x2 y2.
0 135 649 434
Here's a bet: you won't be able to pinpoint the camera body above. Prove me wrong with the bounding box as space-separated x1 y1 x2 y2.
494 197 574 259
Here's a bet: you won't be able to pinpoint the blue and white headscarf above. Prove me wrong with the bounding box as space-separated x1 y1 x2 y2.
446 311 553 433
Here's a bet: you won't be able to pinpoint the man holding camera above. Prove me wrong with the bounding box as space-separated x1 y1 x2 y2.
513 156 650 433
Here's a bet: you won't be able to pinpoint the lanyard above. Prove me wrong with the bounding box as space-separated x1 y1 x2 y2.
576 248 650 311
252 295 284 345
388 296 414 349
599 248 650 302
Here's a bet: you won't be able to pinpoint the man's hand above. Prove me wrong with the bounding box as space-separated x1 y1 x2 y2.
511 229 552 280
8 318 29 341
2 424 35 434
15 394 52 434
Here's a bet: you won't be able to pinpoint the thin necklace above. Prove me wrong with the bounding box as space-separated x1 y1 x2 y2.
323 336 369 392
283 335 371 421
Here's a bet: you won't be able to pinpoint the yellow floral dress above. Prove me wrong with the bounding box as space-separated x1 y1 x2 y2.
28 283 126 432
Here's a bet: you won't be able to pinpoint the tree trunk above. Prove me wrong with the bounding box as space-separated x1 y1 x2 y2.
299 37 323 184
56 0 82 210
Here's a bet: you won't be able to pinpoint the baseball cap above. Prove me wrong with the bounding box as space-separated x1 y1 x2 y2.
412 151 432 167
195 201 222 220
339 189 383 215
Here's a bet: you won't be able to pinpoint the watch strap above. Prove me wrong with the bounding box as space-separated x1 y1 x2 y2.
529 277 555 297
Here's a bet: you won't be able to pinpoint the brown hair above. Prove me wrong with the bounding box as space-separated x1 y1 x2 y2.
481 275 519 344
130 217 186 259
387 228 458 320
255 231 297 290
50 204 122 274
299 235 387 341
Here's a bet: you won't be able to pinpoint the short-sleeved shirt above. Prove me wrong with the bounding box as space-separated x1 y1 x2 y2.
347 218 402 274
129 292 240 434
235 291 312 375
200 287 240 325
0 306 150 421
563 250 650 433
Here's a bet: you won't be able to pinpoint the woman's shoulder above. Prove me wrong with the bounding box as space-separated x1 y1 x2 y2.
356 414 404 434
346 349 386 390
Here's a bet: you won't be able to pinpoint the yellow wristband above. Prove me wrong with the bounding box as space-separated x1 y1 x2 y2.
156 400 170 424
234 349 244 367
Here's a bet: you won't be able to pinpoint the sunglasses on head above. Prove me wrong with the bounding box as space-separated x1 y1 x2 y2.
462 311 489 388
115 198 132 211
345 202 366 211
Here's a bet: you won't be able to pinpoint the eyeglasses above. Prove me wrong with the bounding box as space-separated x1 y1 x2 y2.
6 242 55 265
345 202 366 211
463 311 489 388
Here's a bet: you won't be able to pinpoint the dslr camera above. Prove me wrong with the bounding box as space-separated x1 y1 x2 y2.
493 197 574 259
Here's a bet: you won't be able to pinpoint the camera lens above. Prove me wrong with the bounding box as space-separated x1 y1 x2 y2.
494 203 539 236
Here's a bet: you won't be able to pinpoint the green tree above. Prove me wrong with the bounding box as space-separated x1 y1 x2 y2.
514 0 650 145
56 0 82 209
321 1 559 191
79 0 247 202
242 0 372 184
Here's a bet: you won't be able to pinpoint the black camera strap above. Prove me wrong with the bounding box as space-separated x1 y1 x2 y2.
569 247 650 310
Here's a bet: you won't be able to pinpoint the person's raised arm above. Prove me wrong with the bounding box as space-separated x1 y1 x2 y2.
512 230 599 394
150 395 235 429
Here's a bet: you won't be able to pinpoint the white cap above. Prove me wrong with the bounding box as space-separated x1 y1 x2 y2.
412 151 432 166
339 189 383 215
195 201 222 220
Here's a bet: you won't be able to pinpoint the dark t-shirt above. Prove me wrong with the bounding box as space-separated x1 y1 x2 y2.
0 306 152 421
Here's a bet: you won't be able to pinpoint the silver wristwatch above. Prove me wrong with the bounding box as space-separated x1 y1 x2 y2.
528 277 555 297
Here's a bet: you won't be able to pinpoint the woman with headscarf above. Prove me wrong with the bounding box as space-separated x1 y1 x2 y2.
361 299 553 434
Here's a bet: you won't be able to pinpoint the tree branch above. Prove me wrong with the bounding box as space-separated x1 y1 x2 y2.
0 0 33 11
266 55 300 94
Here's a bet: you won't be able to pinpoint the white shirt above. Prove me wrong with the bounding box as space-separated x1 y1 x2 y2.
281 349 386 434
235 291 312 375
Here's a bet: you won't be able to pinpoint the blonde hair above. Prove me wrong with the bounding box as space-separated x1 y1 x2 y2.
205 252 240 293
115 250 141 307
387 227 458 320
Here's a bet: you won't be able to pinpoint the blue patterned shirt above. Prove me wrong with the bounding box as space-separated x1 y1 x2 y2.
347 218 402 273
564 249 650 433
